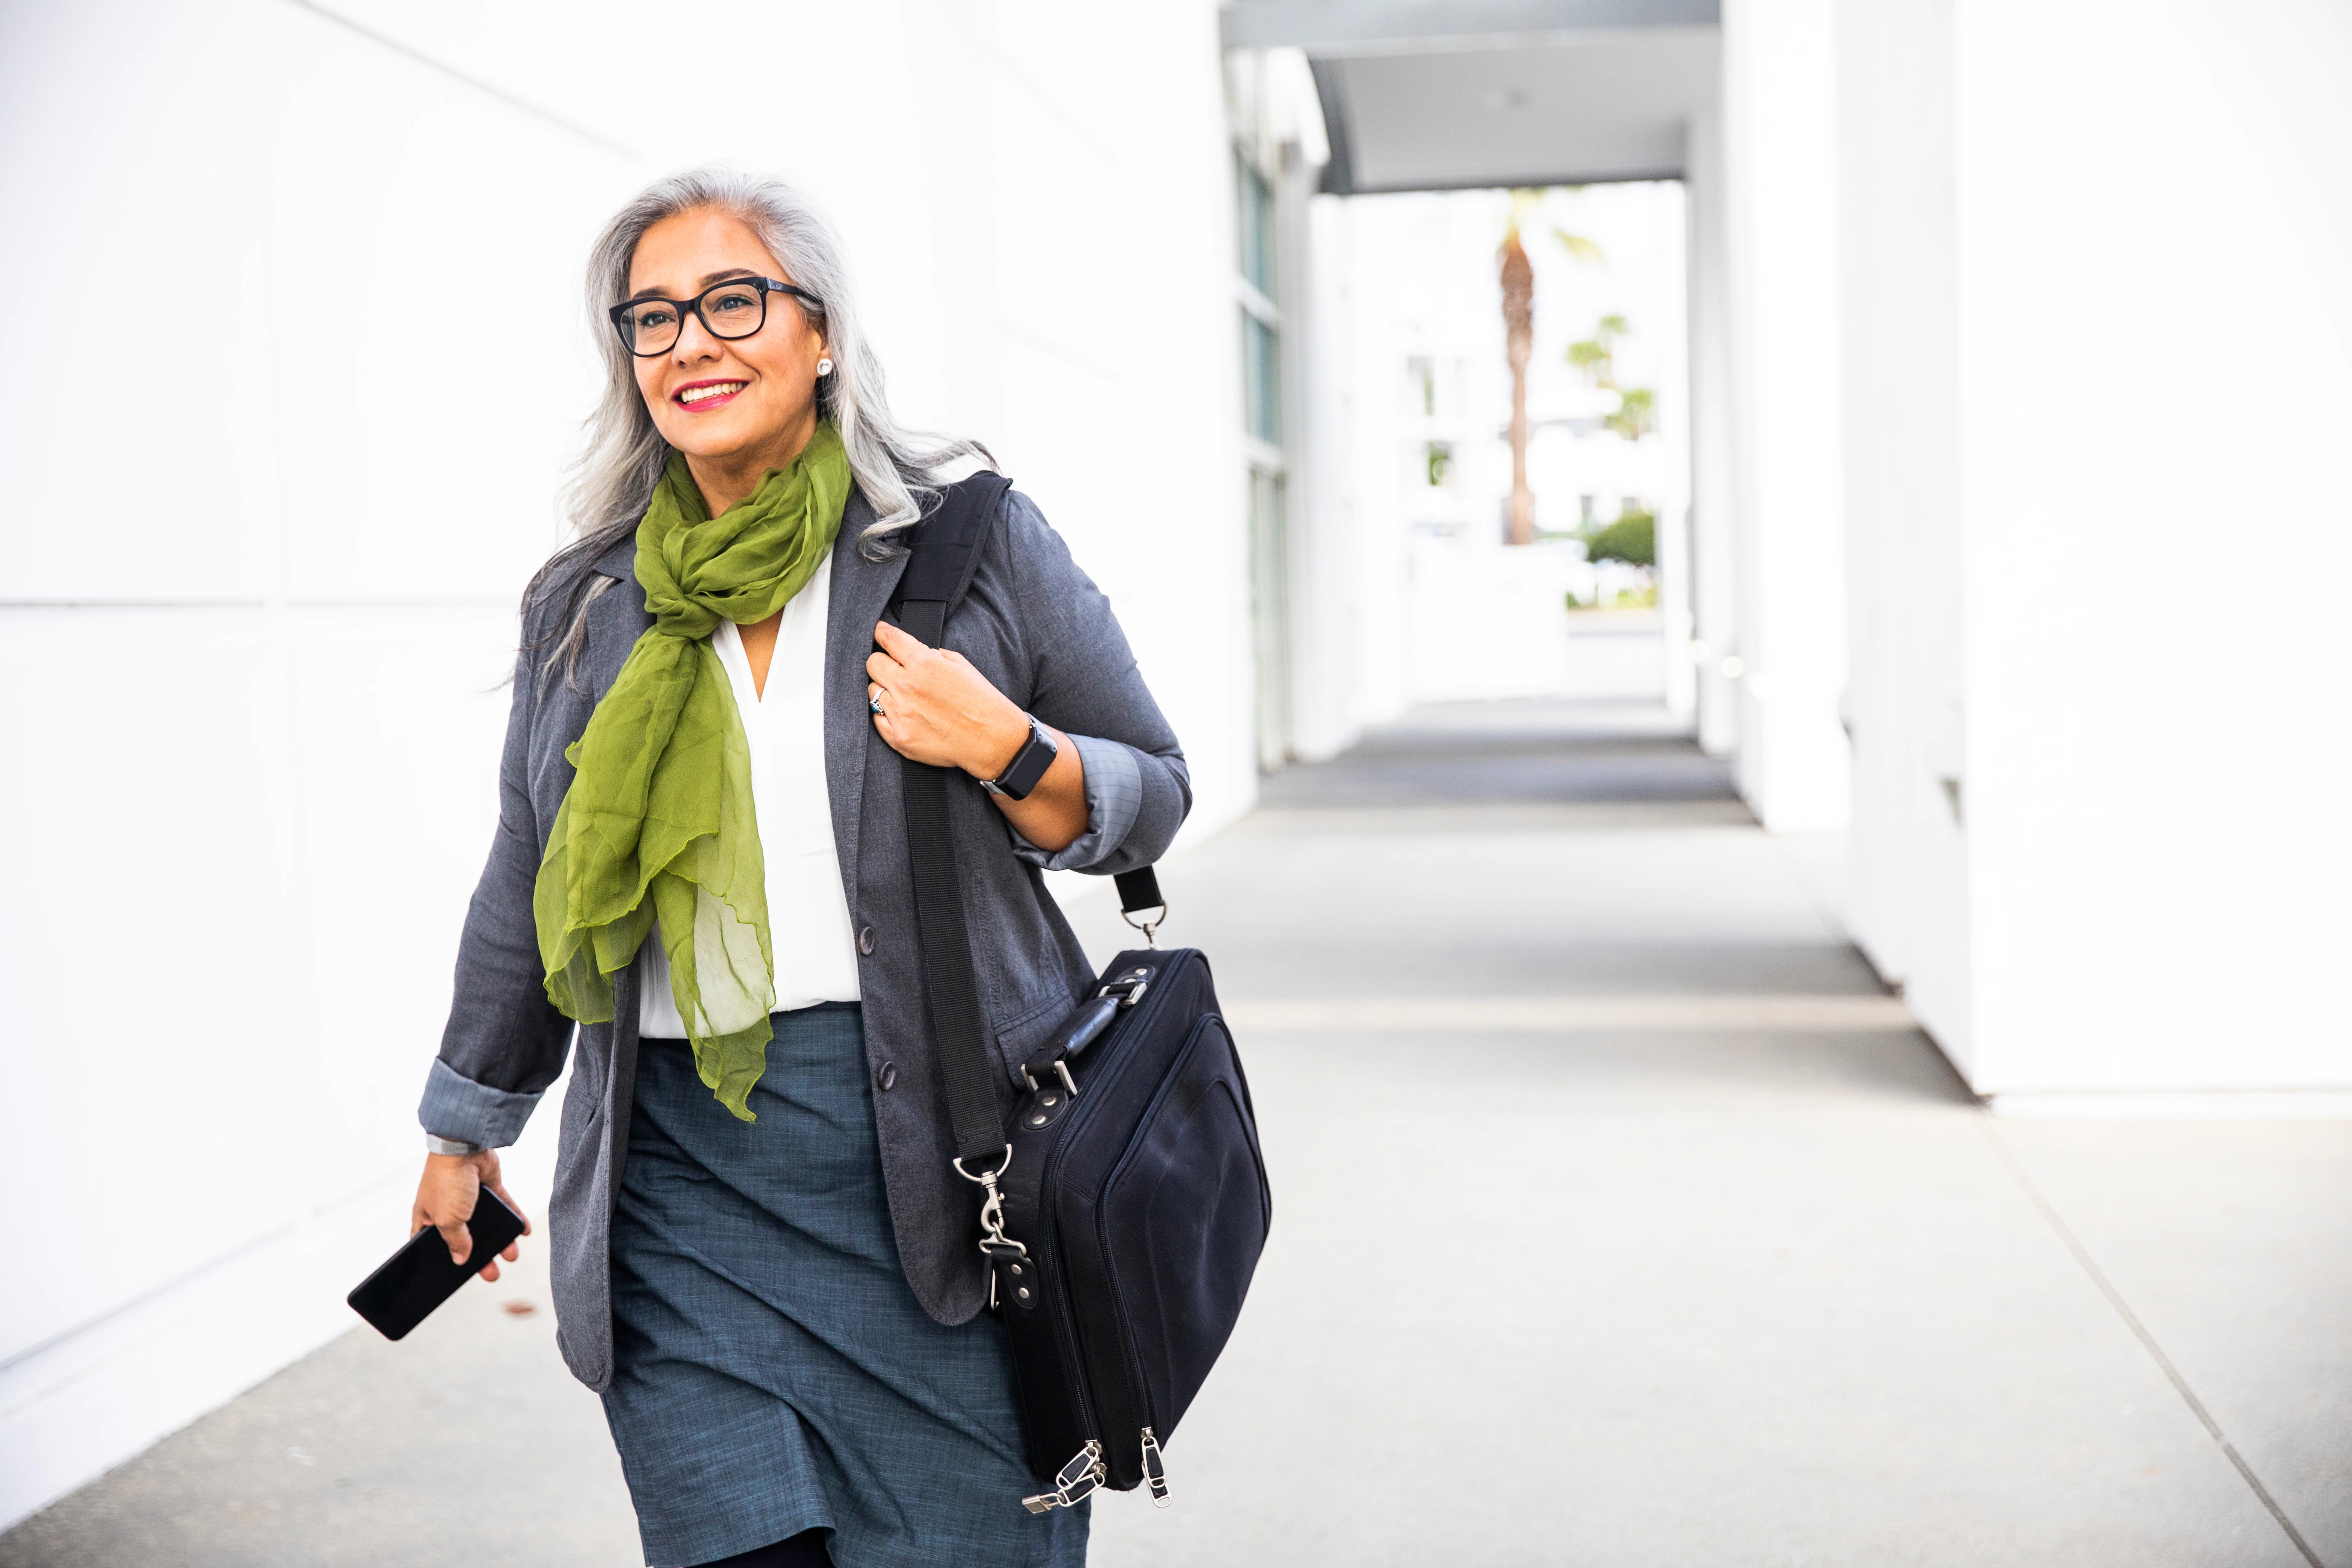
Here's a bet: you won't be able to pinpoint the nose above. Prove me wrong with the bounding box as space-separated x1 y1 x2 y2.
670 308 723 363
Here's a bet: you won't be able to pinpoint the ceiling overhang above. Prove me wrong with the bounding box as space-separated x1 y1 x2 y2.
1224 1 1721 196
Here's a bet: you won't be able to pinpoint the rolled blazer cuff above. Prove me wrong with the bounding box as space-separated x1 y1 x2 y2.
418 1056 543 1149
1009 732 1143 873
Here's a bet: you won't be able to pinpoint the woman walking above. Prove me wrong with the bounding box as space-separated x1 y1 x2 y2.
407 169 1188 1568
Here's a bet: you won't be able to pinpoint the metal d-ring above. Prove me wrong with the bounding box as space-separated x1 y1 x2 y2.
952 1146 1013 1186
1120 899 1168 948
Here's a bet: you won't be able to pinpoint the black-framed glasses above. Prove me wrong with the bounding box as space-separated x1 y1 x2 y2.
607 276 821 358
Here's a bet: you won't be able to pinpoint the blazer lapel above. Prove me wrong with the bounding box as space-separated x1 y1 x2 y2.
825 492 912 893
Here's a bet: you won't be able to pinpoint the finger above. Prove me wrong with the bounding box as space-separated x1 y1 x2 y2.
439 1220 473 1267
501 1241 521 1262
478 1259 501 1283
490 1184 532 1236
873 620 924 657
866 649 906 685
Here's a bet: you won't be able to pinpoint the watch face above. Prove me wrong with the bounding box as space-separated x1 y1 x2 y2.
994 719 1057 800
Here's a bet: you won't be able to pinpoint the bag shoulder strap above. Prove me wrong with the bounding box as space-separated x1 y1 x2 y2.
893 474 1018 1167
891 473 1008 645
894 473 1170 1167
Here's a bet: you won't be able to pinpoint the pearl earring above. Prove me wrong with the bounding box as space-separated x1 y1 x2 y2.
817 357 834 377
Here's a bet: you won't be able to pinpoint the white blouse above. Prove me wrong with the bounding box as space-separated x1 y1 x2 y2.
637 554 861 1035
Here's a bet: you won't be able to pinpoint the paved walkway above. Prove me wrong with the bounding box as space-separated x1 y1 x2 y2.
7 700 2347 1566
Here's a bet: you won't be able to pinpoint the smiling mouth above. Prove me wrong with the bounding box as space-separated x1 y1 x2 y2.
675 380 747 406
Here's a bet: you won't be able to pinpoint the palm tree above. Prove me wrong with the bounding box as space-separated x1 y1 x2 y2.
1500 191 1604 546
1499 191 1540 546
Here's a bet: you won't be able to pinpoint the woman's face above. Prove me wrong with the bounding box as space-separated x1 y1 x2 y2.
625 206 828 477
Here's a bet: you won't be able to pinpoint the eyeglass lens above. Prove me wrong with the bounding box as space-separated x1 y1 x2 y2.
617 282 768 355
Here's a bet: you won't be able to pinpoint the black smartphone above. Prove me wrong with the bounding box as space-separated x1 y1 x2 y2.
347 1185 527 1341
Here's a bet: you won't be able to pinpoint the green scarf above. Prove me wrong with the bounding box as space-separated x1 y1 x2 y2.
534 421 851 1120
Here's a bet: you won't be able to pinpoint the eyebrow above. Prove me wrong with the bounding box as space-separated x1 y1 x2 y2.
624 266 763 303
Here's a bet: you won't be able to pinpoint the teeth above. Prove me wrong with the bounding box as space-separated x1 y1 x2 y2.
679 382 745 404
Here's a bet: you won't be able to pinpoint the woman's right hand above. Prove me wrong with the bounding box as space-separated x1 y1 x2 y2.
410 1149 531 1280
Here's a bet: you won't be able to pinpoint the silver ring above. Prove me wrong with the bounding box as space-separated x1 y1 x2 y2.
868 694 886 715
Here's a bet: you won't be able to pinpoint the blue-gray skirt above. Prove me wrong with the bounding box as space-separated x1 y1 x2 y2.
602 1003 1089 1568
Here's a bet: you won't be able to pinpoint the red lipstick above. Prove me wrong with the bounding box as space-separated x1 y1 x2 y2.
672 378 748 412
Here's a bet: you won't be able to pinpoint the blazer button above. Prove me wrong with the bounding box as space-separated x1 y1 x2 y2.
858 925 876 956
877 1061 898 1092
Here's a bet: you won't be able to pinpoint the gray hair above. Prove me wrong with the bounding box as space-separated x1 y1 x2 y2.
528 167 987 677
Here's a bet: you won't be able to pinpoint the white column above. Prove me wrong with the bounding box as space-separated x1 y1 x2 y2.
1655 173 1698 719
1721 0 1851 830
1834 0 1972 1057
1684 108 1740 757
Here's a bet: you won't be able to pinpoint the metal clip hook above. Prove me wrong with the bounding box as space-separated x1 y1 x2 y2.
953 1146 1027 1268
1120 900 1168 949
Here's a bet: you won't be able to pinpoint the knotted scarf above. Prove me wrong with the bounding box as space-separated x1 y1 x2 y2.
534 422 851 1120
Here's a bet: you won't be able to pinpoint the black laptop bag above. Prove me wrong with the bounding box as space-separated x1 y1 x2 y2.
888 475 1273 1514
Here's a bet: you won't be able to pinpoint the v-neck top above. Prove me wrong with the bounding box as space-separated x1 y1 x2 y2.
637 554 861 1035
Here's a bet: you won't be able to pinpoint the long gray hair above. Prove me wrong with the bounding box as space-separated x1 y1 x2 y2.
527 167 986 675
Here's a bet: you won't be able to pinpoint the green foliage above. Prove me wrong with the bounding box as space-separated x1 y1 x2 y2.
1585 509 1656 567
1564 582 1658 612
1425 441 1453 486
1605 387 1655 443
1565 312 1655 442
1566 314 1629 386
1502 187 1549 247
1554 227 1605 264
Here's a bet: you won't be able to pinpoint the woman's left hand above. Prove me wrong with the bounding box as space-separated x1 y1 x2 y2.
866 620 1029 776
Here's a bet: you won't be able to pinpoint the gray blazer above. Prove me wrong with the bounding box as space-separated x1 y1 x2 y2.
416 487 1189 1391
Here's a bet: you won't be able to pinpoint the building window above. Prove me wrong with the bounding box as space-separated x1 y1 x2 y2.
1235 148 1288 769
1238 158 1275 295
1242 313 1280 444
1236 154 1280 446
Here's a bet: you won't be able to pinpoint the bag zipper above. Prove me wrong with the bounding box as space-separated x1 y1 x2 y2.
1140 1426 1171 1506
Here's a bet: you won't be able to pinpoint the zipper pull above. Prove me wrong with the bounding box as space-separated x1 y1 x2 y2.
1140 1427 1170 1507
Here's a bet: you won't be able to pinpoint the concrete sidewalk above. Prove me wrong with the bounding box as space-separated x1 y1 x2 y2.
7 700 2346 1566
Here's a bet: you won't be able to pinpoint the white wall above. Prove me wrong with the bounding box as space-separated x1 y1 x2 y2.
1952 0 2352 1101
0 0 1247 1526
1838 0 2352 1103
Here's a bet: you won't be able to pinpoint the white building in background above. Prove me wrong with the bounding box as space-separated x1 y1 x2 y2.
1343 183 1693 710
0 0 1252 1527
1232 0 2352 1114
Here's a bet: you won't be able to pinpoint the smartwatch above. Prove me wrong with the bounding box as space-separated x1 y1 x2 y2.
979 715 1059 801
